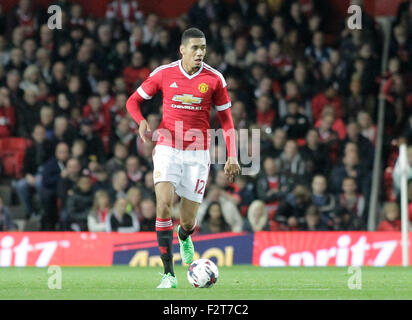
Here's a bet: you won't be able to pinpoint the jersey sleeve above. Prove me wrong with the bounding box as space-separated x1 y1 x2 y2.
213 76 231 111
136 67 162 100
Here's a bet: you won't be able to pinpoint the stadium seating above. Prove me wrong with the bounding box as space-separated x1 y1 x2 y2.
0 138 31 179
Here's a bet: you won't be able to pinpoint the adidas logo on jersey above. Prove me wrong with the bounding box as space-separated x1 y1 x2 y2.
170 82 178 88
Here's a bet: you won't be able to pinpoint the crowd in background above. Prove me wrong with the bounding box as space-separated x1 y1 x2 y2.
0 0 411 232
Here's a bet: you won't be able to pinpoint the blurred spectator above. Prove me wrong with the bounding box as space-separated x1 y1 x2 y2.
5 69 23 104
304 31 331 67
41 142 70 230
315 106 346 144
109 170 130 202
39 105 54 139
57 157 82 229
311 174 336 227
243 200 270 232
66 175 94 231
274 184 312 230
256 156 288 219
142 13 161 45
231 175 255 217
126 186 142 220
255 95 276 130
106 197 139 232
5 47 27 74
54 92 72 118
125 155 144 185
332 207 360 231
82 93 111 143
91 165 110 193
123 51 150 94
378 202 401 232
311 82 343 123
88 190 111 232
50 116 77 147
200 201 231 233
78 118 106 162
141 170 155 199
139 197 156 231
0 196 18 231
189 0 225 31
15 124 53 219
198 184 243 232
105 0 143 32
106 142 128 177
337 176 365 228
17 88 41 137
301 205 330 231
300 128 331 175
0 87 16 137
275 139 311 187
225 36 254 70
279 99 310 140
330 149 369 196
265 128 287 158
357 110 377 145
71 139 88 169
341 121 374 170
214 169 241 207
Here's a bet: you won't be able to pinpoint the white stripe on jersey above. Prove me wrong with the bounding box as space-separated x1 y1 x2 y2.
149 60 179 77
215 102 232 111
203 63 227 88
137 86 152 100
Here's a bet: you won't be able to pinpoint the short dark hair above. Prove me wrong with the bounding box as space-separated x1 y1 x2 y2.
181 28 205 45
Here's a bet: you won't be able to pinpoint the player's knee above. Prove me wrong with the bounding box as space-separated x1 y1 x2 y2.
180 219 195 231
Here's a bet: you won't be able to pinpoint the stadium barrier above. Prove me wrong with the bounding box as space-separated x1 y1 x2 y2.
0 232 410 267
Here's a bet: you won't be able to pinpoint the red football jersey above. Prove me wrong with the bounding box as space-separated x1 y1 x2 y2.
136 60 231 150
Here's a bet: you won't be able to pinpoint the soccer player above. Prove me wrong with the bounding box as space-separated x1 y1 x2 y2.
126 28 240 288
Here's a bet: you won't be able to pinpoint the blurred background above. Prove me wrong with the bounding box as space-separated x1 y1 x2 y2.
0 0 410 242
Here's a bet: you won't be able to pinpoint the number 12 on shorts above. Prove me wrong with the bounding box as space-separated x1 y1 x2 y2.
194 179 205 195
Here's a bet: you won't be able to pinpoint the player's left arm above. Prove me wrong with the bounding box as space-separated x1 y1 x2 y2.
214 76 241 182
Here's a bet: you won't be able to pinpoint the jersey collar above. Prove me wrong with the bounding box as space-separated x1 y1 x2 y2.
178 59 203 79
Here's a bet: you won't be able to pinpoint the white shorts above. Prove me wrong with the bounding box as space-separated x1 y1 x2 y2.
152 145 211 203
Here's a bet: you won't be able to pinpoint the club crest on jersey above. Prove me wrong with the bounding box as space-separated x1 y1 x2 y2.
198 83 208 93
172 94 203 105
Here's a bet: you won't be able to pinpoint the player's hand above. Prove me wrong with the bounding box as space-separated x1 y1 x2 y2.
138 119 152 143
224 157 241 183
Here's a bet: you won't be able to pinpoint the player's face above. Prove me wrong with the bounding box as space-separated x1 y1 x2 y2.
180 37 206 70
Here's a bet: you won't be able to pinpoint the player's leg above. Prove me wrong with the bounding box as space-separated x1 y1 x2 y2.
177 197 200 264
176 149 210 264
155 181 178 288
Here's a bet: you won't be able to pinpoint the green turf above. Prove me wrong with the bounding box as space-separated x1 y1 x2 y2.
1 266 412 300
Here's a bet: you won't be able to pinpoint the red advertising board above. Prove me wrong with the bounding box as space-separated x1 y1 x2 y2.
0 232 156 267
0 231 411 267
253 232 412 267
0 232 253 267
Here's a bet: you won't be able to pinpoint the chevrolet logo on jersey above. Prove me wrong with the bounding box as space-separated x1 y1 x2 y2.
172 94 203 105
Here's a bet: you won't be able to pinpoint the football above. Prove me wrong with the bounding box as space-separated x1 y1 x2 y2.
187 259 219 288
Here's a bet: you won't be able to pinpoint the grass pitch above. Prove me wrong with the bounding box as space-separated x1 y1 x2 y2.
1 266 412 300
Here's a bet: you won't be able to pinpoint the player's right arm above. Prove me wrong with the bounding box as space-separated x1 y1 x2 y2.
126 67 162 143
